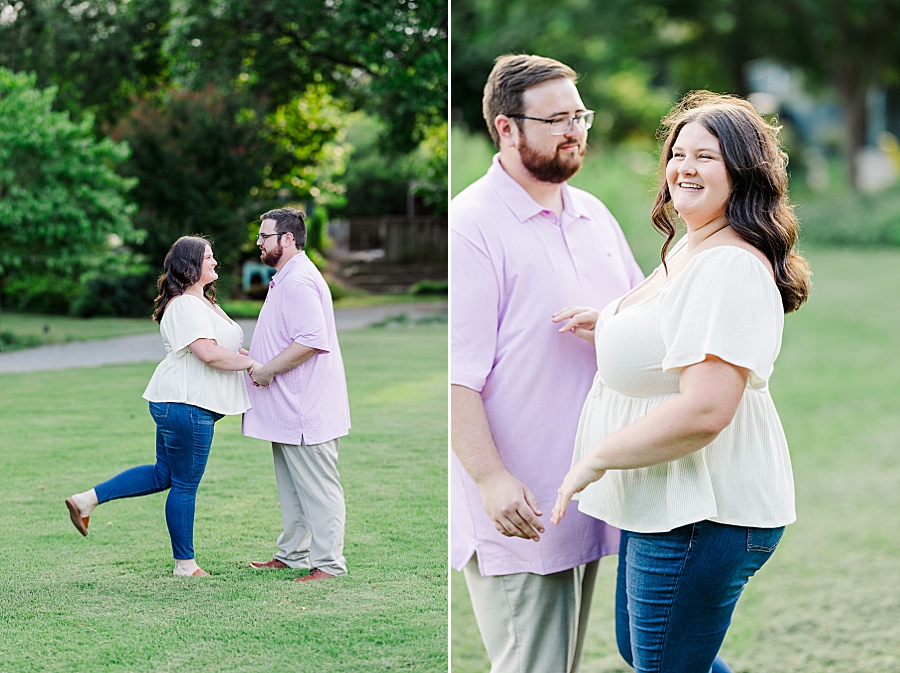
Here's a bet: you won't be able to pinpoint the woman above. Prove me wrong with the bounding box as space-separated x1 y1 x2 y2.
65 236 256 577
550 91 810 673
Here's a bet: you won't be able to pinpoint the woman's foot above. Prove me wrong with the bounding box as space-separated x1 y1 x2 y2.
173 559 208 576
65 489 98 536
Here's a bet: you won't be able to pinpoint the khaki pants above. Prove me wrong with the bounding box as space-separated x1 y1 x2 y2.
463 555 600 673
272 438 347 576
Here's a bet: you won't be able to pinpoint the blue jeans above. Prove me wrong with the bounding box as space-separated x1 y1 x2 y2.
615 521 785 673
94 402 223 560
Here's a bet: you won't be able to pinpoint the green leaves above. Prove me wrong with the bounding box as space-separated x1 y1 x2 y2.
0 67 136 278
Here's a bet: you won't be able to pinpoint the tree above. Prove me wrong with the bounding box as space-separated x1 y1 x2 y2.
0 0 172 131
0 67 136 324
750 0 900 188
164 0 447 150
113 87 272 284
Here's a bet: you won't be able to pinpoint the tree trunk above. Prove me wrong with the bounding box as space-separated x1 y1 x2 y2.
835 68 869 190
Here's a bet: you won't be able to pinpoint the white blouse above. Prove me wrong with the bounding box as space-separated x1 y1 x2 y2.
143 294 251 415
572 241 796 533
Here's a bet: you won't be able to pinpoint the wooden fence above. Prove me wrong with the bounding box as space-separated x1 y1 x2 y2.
329 215 448 264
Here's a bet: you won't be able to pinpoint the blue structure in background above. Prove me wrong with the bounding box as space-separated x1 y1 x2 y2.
242 262 276 291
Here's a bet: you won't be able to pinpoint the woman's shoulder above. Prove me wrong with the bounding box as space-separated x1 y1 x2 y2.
682 243 774 284
162 293 214 325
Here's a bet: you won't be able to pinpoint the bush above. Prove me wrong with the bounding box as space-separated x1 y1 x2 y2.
409 279 448 296
326 279 347 302
2 274 81 314
794 183 900 247
0 331 43 353
69 269 157 318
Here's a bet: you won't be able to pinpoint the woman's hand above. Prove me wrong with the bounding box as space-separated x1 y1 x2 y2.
239 348 250 356
552 306 600 345
550 460 607 525
249 361 274 387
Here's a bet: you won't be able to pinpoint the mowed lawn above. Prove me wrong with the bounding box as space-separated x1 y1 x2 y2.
0 324 447 672
452 246 900 673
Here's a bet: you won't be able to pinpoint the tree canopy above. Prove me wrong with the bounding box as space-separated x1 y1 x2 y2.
0 0 448 311
0 67 136 282
451 0 900 187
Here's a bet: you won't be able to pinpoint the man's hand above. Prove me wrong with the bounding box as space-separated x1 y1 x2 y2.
249 362 274 387
477 470 545 541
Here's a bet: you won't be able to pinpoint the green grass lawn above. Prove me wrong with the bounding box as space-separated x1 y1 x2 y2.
0 296 447 351
0 312 160 347
452 248 900 672
0 323 447 672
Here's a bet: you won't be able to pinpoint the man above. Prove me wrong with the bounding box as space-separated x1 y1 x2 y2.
243 207 351 582
451 55 644 671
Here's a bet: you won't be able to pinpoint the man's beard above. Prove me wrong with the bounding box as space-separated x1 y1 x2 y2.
261 243 283 267
518 134 586 183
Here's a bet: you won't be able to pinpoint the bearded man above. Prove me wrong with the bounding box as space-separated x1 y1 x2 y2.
451 55 644 671
243 206 350 582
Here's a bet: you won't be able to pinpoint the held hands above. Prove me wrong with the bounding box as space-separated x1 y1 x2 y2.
551 306 600 345
247 360 275 388
550 460 607 526
477 470 545 542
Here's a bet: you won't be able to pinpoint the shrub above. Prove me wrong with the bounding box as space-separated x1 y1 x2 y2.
69 269 157 318
2 274 81 314
409 279 448 295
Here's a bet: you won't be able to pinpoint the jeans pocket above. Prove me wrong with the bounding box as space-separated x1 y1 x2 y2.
746 526 785 553
149 402 169 419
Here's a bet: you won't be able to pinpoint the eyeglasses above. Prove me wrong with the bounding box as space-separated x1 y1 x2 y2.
508 111 595 136
257 232 283 244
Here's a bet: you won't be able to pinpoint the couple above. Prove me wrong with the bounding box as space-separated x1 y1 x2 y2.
65 207 350 582
451 55 810 672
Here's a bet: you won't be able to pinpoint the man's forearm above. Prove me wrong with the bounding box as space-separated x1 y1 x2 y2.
265 342 319 376
451 383 545 540
450 384 507 484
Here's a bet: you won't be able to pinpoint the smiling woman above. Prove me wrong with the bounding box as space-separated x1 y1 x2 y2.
665 122 733 228
551 91 812 673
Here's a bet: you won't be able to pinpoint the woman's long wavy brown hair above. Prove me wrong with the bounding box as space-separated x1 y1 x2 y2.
152 236 218 322
651 91 810 313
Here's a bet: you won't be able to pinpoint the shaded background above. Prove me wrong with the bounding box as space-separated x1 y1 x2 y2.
451 1 900 671
0 0 447 332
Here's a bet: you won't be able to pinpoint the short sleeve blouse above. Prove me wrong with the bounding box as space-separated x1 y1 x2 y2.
572 241 796 533
142 294 251 415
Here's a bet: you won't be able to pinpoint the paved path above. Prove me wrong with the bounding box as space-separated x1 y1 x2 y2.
0 302 446 375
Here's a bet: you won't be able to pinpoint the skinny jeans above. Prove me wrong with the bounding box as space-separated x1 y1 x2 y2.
615 520 785 673
94 402 223 560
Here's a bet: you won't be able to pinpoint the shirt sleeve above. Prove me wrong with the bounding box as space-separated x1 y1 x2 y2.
284 276 331 353
163 296 217 357
450 228 500 393
660 248 783 389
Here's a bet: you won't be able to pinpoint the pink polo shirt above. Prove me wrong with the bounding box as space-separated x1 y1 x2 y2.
242 251 350 446
451 154 644 577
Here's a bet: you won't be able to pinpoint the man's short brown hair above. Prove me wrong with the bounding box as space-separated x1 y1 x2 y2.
261 207 307 249
482 54 578 149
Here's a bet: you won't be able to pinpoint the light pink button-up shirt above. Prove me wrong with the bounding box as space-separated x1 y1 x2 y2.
242 251 350 446
451 155 644 577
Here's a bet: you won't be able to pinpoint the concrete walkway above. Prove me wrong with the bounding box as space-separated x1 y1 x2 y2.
0 301 446 375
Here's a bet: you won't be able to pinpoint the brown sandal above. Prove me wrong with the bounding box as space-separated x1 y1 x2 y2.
65 497 89 536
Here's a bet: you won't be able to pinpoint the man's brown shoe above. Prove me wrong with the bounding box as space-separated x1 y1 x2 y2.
65 498 89 536
295 568 335 583
250 558 290 570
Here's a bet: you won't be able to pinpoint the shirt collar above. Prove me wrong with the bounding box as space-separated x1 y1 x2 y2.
487 154 585 223
270 250 306 287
